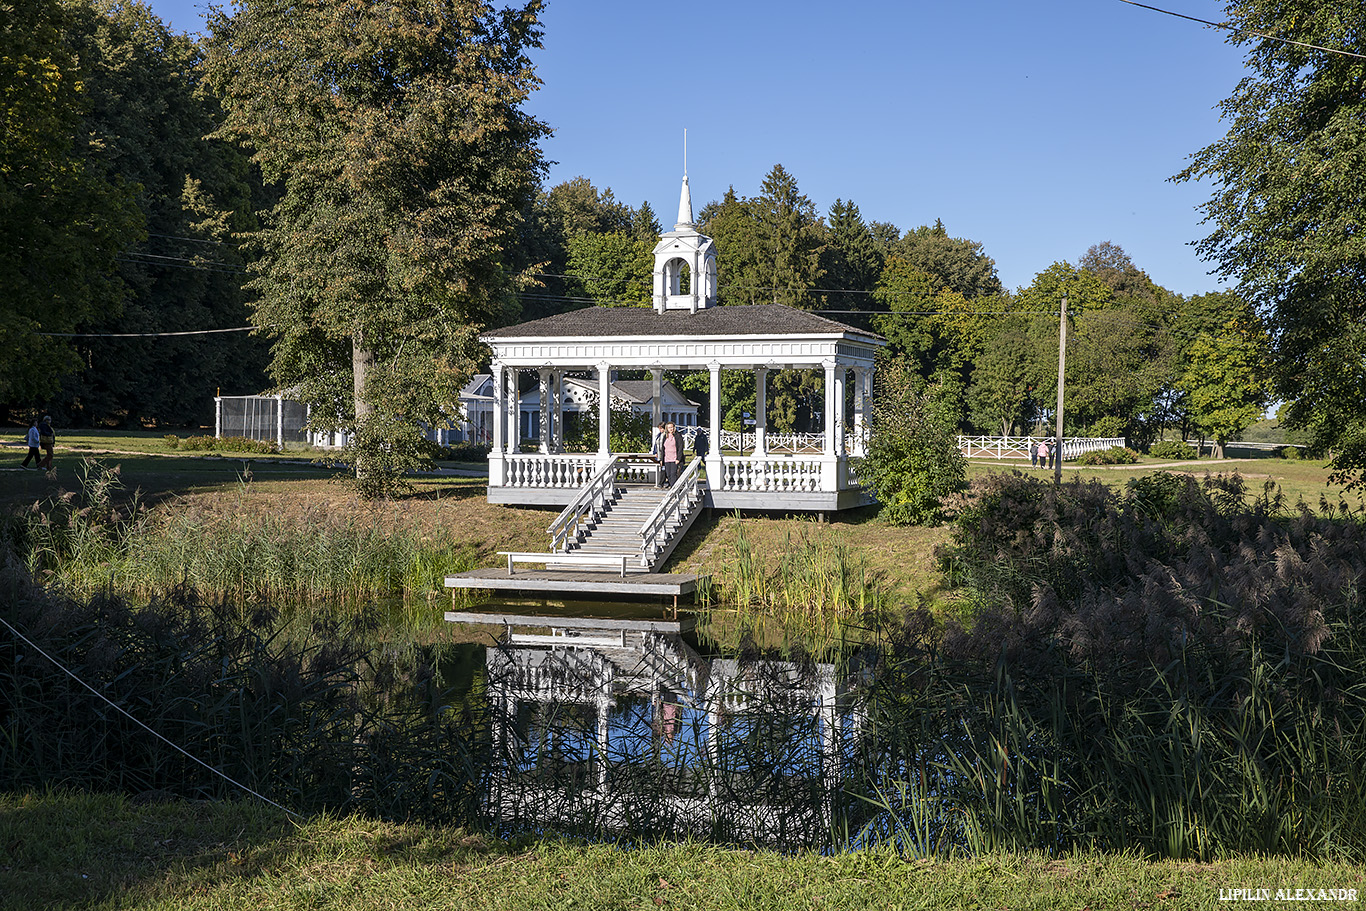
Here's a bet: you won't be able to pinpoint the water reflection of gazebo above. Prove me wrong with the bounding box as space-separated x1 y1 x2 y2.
482 174 885 514
470 612 864 844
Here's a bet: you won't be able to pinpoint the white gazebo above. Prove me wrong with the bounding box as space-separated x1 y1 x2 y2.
481 175 885 513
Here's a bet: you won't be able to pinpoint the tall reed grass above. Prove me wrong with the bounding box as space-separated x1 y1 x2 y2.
702 517 892 648
13 460 476 626
845 471 1366 860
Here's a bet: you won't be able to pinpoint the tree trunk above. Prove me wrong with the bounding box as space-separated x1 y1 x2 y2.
352 333 374 478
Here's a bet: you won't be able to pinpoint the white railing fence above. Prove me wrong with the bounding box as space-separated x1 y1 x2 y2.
638 457 706 568
548 458 620 553
957 436 1126 462
673 426 826 454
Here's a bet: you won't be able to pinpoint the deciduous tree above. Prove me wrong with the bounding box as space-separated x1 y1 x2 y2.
894 220 1002 300
1174 0 1366 483
855 358 966 526
1180 317 1272 459
59 0 266 426
0 0 140 404
205 0 548 495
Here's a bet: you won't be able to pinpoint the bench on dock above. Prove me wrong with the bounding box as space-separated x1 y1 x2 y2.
497 551 632 577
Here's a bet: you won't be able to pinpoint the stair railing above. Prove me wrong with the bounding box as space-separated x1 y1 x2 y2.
637 457 705 569
548 457 620 553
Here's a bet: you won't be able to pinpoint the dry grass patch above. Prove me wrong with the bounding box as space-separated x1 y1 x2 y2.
170 478 552 563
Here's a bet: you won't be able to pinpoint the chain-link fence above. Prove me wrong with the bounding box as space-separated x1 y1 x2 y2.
215 395 309 445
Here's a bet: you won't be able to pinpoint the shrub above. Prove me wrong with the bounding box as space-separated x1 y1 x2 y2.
436 441 491 463
912 471 1366 857
1075 446 1140 466
1281 445 1302 460
177 435 277 454
1150 439 1198 460
163 434 180 449
216 436 278 454
855 361 966 526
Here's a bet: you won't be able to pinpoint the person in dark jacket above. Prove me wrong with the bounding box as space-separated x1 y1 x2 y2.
37 416 55 470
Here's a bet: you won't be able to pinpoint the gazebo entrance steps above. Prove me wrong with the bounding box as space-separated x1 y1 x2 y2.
564 479 706 575
564 484 667 573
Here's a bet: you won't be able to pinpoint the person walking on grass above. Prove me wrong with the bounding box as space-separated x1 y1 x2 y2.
1029 438 1038 468
1036 439 1049 470
37 416 55 471
20 418 39 469
662 422 681 487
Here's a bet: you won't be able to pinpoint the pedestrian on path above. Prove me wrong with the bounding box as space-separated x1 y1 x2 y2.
20 419 40 469
1036 439 1049 470
37 416 55 471
1029 439 1038 468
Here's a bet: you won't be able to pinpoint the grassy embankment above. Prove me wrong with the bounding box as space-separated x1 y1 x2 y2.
1 430 1353 626
3 793 1362 911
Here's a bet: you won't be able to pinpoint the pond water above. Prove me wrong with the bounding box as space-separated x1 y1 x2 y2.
440 598 877 848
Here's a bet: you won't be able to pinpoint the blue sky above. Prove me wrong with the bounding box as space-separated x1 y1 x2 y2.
146 0 1249 297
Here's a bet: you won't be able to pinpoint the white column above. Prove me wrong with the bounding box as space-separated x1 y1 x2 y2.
554 371 565 453
754 367 768 457
507 367 521 453
823 360 837 457
707 361 723 480
276 396 285 448
538 368 551 454
214 397 221 439
651 367 663 429
597 361 611 460
834 365 847 457
821 358 839 491
489 362 505 484
851 367 869 457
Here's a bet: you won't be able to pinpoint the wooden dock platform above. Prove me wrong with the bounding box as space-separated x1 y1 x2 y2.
444 610 695 634
444 567 707 599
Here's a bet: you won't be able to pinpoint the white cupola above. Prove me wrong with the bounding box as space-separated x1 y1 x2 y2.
652 174 718 313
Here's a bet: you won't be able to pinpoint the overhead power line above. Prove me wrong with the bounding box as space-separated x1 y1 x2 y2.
145 231 230 245
1115 0 1366 60
40 326 257 338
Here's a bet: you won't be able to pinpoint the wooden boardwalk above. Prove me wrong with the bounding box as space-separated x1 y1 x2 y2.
444 610 695 634
444 567 707 599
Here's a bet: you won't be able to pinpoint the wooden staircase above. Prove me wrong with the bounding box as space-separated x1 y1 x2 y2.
564 483 697 573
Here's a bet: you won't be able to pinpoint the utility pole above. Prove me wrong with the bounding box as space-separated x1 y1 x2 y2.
1054 296 1067 485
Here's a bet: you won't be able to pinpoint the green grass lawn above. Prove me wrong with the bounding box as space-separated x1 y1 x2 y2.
3 793 1361 911
967 453 1354 509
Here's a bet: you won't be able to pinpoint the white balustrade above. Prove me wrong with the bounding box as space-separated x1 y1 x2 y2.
718 455 824 493
500 454 598 488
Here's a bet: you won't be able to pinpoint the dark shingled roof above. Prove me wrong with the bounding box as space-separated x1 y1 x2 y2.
483 304 884 343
